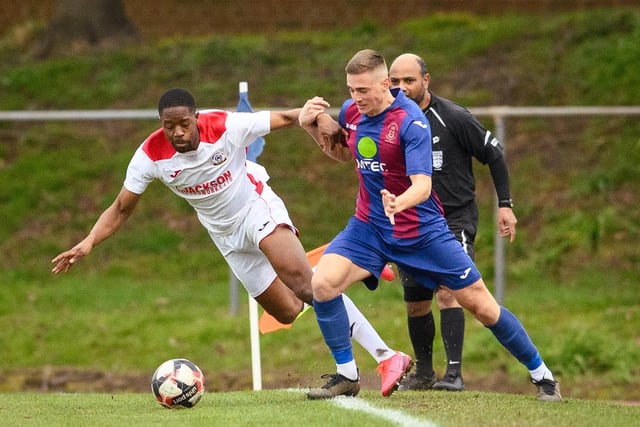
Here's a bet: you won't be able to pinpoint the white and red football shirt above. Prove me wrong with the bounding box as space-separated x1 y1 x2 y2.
124 109 271 234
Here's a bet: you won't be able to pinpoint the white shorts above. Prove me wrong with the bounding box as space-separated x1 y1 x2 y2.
208 184 298 298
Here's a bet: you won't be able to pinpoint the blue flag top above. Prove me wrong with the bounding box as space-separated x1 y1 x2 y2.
237 81 266 163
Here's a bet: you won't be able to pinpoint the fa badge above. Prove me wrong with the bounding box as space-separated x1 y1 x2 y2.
432 151 443 170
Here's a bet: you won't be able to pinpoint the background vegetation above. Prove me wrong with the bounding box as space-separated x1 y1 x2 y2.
0 8 638 404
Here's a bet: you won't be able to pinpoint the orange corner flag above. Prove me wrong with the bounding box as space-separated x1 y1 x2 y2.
258 312 293 334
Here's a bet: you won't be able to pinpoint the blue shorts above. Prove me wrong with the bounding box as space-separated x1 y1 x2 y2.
326 216 481 290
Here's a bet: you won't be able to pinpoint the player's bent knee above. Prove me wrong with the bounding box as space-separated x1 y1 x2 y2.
310 276 341 302
259 296 303 324
293 287 313 305
273 309 298 325
279 269 313 303
449 280 499 325
257 278 305 321
405 300 431 317
436 289 460 309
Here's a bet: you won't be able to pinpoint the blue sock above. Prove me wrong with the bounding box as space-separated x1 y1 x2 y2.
313 295 353 364
487 306 542 370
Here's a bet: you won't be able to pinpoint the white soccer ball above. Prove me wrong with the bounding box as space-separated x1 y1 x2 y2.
151 358 205 409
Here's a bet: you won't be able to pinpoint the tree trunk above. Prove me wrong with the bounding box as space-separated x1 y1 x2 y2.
33 0 140 58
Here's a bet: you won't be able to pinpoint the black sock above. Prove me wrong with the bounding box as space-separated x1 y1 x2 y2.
440 307 465 376
407 311 435 377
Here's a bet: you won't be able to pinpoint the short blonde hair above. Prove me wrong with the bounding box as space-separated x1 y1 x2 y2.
345 49 388 76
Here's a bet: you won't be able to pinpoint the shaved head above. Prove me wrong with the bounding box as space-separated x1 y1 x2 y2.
389 53 428 76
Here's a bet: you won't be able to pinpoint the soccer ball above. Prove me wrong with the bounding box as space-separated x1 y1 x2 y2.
151 358 205 409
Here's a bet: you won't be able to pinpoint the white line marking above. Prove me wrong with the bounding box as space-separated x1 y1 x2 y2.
331 396 437 427
286 388 436 426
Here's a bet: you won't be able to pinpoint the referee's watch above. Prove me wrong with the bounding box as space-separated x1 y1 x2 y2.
498 199 514 208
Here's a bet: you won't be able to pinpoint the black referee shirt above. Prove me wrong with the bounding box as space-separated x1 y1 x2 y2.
425 92 504 211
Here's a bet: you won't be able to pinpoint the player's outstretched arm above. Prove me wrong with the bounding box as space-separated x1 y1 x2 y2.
51 187 141 274
269 108 303 130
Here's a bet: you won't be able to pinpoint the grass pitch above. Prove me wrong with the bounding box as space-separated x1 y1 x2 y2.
3 389 639 427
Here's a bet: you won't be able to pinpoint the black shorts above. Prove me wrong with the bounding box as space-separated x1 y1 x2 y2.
400 201 478 302
443 201 478 261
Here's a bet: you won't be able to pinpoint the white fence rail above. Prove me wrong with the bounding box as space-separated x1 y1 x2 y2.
2 105 640 304
4 105 639 391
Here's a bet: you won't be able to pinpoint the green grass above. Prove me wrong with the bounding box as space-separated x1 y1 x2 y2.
1 266 638 400
0 7 639 414
2 390 639 427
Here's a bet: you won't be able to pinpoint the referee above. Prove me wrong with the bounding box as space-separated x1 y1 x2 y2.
389 53 518 392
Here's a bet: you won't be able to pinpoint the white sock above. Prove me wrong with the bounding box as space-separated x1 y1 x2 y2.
342 293 393 363
529 362 555 382
337 360 359 380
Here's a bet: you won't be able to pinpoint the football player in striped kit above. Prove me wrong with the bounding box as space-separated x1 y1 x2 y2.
300 49 560 402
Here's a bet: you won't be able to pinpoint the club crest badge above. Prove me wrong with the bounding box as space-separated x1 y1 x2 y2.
385 123 399 144
211 151 227 165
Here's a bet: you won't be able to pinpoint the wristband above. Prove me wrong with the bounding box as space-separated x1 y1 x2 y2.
498 199 513 208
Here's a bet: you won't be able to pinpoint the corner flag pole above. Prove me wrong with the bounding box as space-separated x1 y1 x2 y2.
248 297 262 391
237 81 265 391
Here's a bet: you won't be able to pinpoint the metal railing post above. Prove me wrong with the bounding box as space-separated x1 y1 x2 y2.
493 114 507 304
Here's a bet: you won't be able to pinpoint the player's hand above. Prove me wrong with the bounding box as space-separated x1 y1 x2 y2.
497 208 518 243
299 96 330 127
51 241 92 274
380 189 397 225
317 113 347 149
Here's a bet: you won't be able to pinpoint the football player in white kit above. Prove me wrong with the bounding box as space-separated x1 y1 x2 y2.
51 88 412 397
